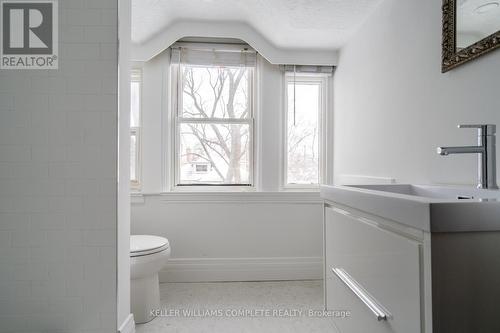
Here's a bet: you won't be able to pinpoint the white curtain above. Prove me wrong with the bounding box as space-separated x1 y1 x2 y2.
171 43 257 67
280 64 334 74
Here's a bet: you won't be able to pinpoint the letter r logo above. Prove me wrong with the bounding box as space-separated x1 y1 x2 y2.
0 0 58 69
2 2 53 54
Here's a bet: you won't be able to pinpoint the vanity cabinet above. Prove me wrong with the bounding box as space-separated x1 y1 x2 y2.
324 204 428 333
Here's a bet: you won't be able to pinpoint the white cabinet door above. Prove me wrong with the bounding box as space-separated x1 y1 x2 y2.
325 206 422 333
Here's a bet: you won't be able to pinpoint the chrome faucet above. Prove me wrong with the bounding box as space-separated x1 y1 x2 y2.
437 124 498 189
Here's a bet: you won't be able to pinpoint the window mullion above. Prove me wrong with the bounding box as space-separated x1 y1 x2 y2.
178 117 251 124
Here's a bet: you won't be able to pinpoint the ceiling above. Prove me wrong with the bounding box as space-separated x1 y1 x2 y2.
131 0 383 50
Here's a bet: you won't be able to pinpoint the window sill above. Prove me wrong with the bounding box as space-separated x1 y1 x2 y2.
279 186 320 192
170 185 257 193
130 191 323 204
130 192 145 204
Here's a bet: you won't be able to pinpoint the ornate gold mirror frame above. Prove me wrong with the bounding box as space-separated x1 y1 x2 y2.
442 0 500 72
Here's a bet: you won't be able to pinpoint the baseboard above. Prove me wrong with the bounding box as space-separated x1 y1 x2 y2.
159 257 322 282
118 313 135 333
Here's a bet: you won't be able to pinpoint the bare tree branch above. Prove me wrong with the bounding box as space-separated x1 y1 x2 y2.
183 68 232 157
186 124 225 180
180 67 249 184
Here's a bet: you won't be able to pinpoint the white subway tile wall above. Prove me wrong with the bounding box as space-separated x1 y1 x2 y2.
0 1 118 332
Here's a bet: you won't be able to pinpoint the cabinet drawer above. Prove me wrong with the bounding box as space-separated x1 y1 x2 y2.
325 206 421 333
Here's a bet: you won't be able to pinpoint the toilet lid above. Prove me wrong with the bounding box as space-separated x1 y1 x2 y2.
130 235 169 257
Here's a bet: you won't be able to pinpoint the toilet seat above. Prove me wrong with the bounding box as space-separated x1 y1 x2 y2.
130 235 169 257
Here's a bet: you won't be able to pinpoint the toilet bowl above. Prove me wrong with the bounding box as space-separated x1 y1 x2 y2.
130 235 170 324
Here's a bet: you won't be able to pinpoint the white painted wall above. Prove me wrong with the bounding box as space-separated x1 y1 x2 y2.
0 1 118 332
132 193 323 282
135 51 168 193
334 0 500 186
131 50 332 281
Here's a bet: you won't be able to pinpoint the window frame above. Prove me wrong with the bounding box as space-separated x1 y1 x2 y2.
281 73 328 190
130 68 142 191
172 62 256 190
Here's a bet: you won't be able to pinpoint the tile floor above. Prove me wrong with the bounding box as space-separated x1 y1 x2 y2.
135 280 340 333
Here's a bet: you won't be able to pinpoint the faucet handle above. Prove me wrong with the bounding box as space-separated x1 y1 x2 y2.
458 124 496 135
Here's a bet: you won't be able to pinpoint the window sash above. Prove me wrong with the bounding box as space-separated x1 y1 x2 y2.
283 74 327 188
173 63 255 188
130 127 141 190
175 120 254 186
177 65 253 120
131 68 142 126
178 117 252 124
130 68 142 189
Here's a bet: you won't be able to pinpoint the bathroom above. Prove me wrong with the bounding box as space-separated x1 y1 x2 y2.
0 0 499 332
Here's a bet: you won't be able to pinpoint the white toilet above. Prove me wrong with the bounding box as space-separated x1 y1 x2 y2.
130 235 171 324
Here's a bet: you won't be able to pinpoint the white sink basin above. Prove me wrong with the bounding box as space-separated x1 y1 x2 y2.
320 184 500 232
